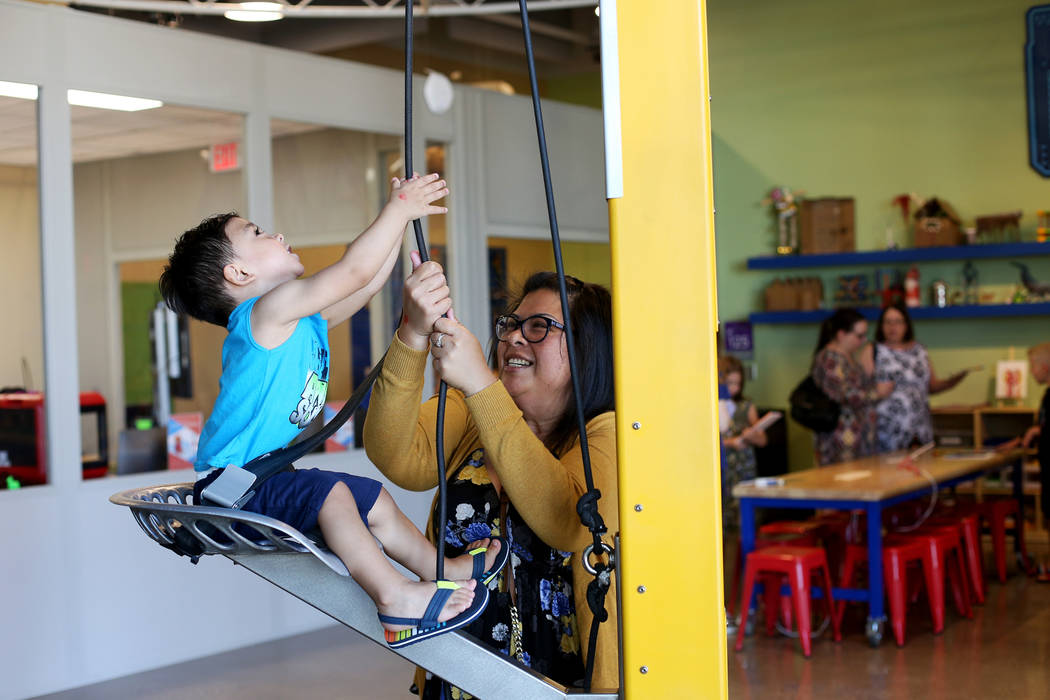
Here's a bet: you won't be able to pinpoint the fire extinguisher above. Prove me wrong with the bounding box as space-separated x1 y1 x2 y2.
905 266 921 307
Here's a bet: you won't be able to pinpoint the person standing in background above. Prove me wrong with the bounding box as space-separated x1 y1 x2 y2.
811 308 893 465
872 303 968 453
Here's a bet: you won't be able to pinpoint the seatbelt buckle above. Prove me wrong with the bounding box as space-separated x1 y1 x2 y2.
201 465 257 509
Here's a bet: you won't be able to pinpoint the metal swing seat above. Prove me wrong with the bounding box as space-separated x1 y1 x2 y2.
110 481 619 699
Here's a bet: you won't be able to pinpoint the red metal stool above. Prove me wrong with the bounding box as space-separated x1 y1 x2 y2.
728 527 820 618
735 546 839 657
834 541 927 646
975 499 1030 582
890 525 972 633
928 512 985 604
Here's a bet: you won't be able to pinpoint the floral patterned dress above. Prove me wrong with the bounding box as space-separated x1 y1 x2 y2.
874 342 934 452
720 399 757 530
420 448 584 700
812 347 879 466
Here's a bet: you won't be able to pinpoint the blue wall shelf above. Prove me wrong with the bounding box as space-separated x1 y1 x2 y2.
746 242 1050 270
750 302 1050 324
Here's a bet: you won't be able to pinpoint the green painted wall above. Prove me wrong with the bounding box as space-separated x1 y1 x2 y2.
708 0 1050 468
538 1 1049 469
122 282 161 406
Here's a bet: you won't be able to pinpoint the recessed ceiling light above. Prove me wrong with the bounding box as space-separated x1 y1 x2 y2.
0 81 162 111
224 2 284 22
67 90 163 112
0 80 38 100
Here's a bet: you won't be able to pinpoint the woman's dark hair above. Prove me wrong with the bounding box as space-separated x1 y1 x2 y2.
488 273 614 457
718 355 745 400
815 307 865 354
874 303 915 343
159 212 239 327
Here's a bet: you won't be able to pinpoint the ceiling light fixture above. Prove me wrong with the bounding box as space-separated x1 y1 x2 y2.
0 80 39 100
224 2 284 22
67 89 162 111
0 81 163 111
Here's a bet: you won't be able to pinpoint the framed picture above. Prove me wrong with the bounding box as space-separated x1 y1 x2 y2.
995 360 1028 400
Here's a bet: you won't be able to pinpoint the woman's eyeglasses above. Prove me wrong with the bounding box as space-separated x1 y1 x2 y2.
495 314 565 343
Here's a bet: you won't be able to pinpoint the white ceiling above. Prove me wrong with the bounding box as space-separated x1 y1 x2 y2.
0 96 321 167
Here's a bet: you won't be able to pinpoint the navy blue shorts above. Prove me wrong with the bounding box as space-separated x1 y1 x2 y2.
196 467 382 536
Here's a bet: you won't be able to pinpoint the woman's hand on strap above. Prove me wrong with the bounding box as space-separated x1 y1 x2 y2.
397 250 452 351
430 310 497 396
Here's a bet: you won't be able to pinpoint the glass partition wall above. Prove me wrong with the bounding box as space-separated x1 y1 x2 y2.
485 236 611 319
271 120 406 449
72 99 246 476
0 85 46 488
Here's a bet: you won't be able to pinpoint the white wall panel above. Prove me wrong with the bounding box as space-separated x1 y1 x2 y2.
481 93 607 239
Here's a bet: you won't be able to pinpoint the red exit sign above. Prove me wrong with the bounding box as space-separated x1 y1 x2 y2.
209 141 240 172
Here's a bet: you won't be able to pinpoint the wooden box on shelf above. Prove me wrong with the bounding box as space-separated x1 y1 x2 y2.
914 215 961 247
763 277 823 311
799 198 854 254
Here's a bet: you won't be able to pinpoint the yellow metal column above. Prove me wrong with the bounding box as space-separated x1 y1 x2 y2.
610 0 725 697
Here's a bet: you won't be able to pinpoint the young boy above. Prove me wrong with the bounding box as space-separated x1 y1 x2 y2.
159 173 507 647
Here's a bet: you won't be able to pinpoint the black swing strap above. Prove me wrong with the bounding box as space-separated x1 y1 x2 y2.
514 0 612 690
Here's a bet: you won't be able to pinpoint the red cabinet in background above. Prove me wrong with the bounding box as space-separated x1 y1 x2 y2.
0 392 108 486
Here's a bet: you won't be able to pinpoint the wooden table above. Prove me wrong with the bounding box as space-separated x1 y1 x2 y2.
733 449 1026 646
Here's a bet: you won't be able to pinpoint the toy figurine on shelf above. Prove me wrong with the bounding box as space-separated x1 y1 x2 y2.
763 186 803 255
904 266 921 307
1010 262 1050 300
834 274 869 305
875 268 905 307
962 261 979 305
1037 210 1049 242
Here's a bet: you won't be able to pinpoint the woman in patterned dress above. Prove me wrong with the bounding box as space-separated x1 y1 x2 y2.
364 256 618 698
873 304 968 453
811 308 894 466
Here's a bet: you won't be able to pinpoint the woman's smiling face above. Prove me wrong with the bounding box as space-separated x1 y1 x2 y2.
497 288 572 421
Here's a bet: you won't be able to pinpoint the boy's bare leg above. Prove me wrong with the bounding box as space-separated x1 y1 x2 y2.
317 482 476 631
366 487 502 582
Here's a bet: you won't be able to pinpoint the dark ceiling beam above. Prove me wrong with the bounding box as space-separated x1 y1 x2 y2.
446 16 573 63
479 13 592 46
263 17 423 52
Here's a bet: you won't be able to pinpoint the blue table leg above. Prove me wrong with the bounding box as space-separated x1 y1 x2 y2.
865 502 887 646
740 499 757 617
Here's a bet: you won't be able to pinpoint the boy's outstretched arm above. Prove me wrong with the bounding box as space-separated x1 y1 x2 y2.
321 236 402 329
255 173 447 332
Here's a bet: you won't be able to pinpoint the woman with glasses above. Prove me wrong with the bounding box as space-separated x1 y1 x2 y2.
811 308 894 465
873 303 968 452
364 255 618 697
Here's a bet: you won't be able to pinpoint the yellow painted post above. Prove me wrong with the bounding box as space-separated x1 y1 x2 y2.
609 0 725 697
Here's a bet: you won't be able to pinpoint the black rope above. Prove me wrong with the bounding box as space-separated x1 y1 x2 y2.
404 0 450 588
515 0 610 691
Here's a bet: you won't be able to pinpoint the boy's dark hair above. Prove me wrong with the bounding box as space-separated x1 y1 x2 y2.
874 302 915 343
488 272 615 457
159 212 239 327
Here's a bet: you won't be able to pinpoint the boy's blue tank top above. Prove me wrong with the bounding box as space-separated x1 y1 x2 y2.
195 297 330 470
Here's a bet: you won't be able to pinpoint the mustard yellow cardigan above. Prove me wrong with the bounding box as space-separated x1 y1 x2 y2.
363 332 620 692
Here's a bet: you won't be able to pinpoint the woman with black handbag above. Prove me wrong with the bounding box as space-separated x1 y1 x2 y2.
810 308 894 465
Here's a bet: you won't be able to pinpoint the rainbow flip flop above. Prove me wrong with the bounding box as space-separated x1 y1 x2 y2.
469 536 510 587
380 581 490 649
